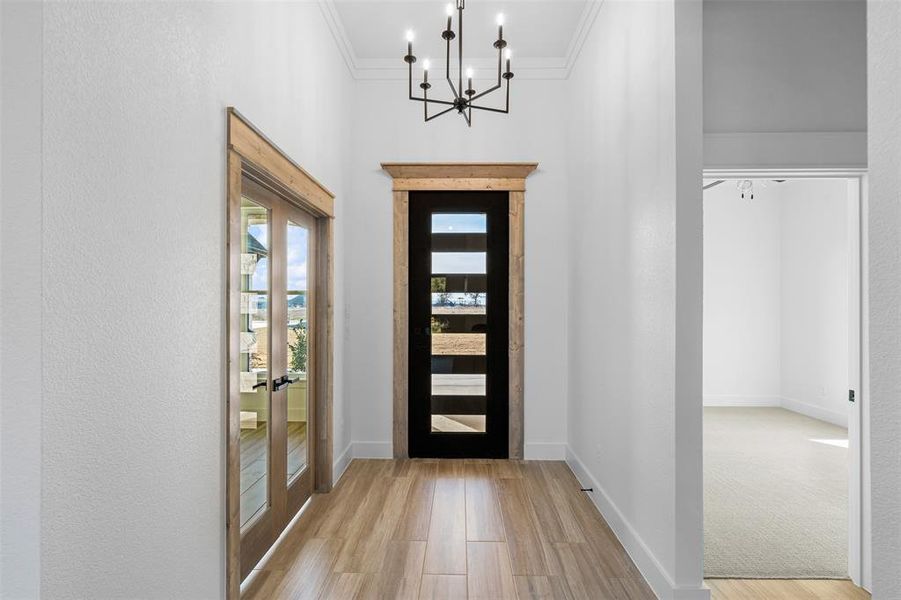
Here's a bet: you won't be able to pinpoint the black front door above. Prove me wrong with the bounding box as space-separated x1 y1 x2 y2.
409 191 509 458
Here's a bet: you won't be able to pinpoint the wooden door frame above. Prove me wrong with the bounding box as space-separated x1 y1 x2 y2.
227 108 335 599
382 162 537 460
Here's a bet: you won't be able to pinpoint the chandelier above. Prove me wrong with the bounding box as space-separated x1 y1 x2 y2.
403 1 514 126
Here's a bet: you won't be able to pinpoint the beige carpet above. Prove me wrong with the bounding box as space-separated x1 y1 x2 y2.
704 407 848 579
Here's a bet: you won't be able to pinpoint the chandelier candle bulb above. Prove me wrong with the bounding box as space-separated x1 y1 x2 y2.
505 49 512 73
497 13 504 40
406 30 414 57
446 4 453 31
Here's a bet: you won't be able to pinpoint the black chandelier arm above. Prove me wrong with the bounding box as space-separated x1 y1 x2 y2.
469 81 502 103
426 104 457 122
445 33 459 98
408 62 414 100
470 46 503 102
469 78 510 114
458 5 464 98
409 95 457 107
469 104 508 114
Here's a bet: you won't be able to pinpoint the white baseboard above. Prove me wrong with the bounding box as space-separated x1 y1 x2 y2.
524 442 567 460
565 447 710 600
780 396 848 428
703 394 780 407
704 395 848 428
351 441 393 458
348 441 569 460
333 443 353 485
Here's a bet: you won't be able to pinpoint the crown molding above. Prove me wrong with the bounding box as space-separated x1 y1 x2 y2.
318 0 359 76
563 0 604 78
318 0 603 81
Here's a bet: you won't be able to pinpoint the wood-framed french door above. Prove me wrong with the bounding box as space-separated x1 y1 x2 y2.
408 191 509 458
226 108 335 599
234 175 317 578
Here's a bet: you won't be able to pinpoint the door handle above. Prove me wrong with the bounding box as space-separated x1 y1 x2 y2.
273 375 299 391
252 380 267 390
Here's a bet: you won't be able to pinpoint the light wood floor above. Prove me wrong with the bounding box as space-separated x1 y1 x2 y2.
707 578 870 599
242 458 871 599
242 458 655 599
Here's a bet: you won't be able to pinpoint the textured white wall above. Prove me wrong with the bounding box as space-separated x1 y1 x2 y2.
2 2 354 597
0 2 43 598
867 0 901 596
780 179 851 425
344 79 570 460
703 183 782 405
703 0 867 169
565 1 705 597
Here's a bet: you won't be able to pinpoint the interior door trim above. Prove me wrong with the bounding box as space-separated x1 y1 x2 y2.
382 162 536 461
226 108 336 599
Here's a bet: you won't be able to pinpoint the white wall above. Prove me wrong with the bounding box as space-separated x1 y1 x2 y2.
0 2 43 598
703 183 782 405
344 79 569 460
703 178 851 427
564 1 706 598
867 0 901 596
1 2 353 598
703 0 867 169
780 179 850 425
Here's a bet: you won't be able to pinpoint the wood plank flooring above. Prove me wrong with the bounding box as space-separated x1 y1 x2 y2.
242 457 871 599
707 579 871 600
242 459 655 599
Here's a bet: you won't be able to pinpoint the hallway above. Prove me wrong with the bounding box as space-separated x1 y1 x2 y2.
242 459 655 599
3 0 897 597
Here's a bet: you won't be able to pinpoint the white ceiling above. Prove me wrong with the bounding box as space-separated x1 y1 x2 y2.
321 0 601 80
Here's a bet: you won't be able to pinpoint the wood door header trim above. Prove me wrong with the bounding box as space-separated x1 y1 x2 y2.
391 178 527 192
381 162 538 183
228 108 335 217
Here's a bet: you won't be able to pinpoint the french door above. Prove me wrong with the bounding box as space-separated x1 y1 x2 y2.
237 175 317 577
408 191 509 458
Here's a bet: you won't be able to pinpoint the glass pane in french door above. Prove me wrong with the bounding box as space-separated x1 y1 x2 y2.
239 196 270 529
285 220 310 485
430 213 487 433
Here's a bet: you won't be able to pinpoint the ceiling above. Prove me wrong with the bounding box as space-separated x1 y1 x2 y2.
321 0 601 80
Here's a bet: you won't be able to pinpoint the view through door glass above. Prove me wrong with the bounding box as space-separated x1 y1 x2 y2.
409 192 509 458
285 219 309 486
239 194 271 529
237 176 316 579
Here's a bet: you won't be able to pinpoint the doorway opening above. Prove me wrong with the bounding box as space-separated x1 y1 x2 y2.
383 162 535 461
702 175 865 585
226 109 335 599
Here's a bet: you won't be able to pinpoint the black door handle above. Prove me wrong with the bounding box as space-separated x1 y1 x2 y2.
252 380 267 390
273 375 300 391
